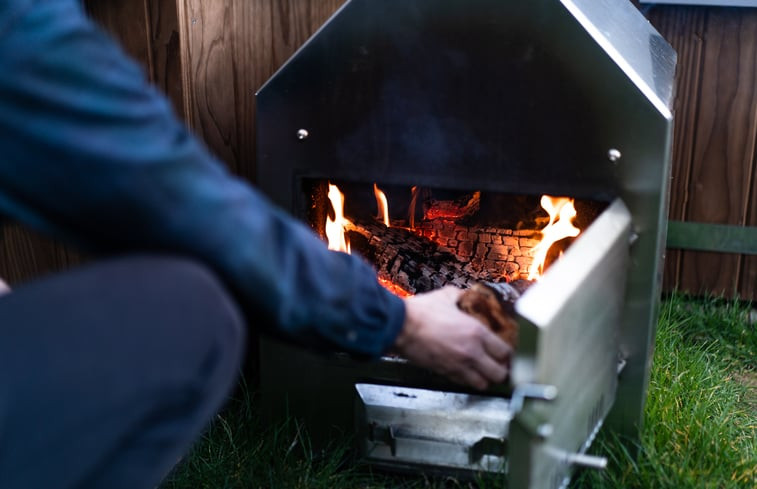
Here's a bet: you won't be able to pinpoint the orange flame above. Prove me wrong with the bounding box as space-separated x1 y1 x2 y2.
527 195 580 280
373 183 390 227
325 183 351 253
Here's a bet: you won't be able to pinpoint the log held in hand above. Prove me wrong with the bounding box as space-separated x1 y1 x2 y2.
457 281 531 347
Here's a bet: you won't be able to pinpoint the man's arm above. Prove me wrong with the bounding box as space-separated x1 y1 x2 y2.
0 0 404 356
0 0 510 386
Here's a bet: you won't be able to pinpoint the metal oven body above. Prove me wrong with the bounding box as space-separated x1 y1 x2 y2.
255 1 675 487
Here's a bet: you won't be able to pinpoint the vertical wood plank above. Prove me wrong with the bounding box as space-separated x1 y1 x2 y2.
86 0 185 117
177 0 255 176
740 94 757 300
146 0 185 119
176 0 345 180
741 222 757 300
83 0 153 69
679 8 757 296
646 6 707 294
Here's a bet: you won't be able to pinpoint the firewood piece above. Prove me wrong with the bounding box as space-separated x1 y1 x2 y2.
457 281 530 347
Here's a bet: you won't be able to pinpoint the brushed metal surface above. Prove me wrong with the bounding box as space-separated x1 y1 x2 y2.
355 384 512 471
563 0 676 117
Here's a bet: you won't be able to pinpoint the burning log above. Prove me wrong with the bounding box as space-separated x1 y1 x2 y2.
346 219 505 294
347 219 534 295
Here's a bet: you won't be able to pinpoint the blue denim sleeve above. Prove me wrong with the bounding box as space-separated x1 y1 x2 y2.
0 0 405 357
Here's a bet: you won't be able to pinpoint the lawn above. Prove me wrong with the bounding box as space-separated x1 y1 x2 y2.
161 294 756 488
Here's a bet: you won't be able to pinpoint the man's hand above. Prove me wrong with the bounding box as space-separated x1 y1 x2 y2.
392 286 512 390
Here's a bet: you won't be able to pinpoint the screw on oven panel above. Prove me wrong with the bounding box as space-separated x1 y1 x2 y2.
608 148 622 162
536 423 554 438
297 129 309 140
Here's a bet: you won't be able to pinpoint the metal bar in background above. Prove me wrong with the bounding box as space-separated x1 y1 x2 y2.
666 220 757 255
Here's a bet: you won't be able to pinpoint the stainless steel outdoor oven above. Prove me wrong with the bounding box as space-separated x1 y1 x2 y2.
255 1 676 487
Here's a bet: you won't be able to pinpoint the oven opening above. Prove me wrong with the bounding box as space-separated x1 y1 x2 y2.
302 178 611 378
304 177 607 303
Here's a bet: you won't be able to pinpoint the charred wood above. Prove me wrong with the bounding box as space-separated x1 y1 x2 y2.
347 220 505 294
347 220 536 298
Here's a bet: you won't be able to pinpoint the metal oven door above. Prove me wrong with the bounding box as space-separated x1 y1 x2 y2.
508 197 631 488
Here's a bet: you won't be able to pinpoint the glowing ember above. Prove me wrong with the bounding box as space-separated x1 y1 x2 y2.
373 183 390 227
325 183 351 253
527 195 580 280
378 278 413 298
423 191 481 220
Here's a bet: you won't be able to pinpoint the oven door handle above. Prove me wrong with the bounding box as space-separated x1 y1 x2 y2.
510 383 559 439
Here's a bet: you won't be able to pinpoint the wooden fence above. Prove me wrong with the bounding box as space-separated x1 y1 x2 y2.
646 4 757 299
1 0 755 300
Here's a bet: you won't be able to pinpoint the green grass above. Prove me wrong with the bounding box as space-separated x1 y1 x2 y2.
160 380 368 489
161 294 756 489
573 295 756 488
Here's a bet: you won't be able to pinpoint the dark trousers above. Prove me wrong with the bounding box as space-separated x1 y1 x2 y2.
0 255 245 489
